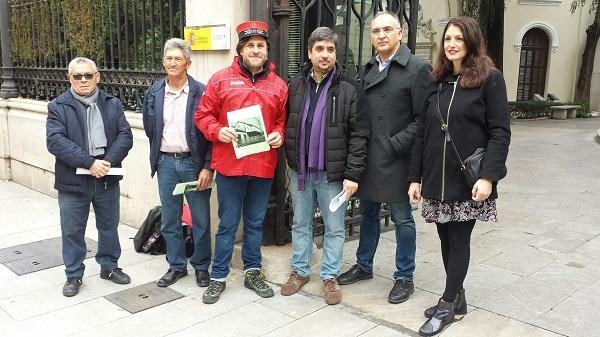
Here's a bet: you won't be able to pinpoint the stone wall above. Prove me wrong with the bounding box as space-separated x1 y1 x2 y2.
0 98 219 230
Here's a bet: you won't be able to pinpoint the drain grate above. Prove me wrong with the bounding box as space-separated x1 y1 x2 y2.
0 237 97 275
104 282 184 313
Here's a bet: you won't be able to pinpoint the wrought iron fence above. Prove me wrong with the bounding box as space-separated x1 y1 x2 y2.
265 0 419 245
7 0 185 110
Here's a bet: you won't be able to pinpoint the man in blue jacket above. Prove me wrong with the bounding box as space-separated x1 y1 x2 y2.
47 57 133 297
143 38 213 288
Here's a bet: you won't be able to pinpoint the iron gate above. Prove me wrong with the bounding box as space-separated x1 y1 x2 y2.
261 0 420 245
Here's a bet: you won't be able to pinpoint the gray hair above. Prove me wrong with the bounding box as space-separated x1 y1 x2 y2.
163 38 192 61
68 57 98 74
307 27 338 51
373 11 402 27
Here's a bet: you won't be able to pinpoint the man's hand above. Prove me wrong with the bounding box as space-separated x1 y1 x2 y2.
342 179 358 199
89 159 111 178
218 127 238 143
472 178 492 202
267 132 283 148
408 182 422 203
196 169 214 190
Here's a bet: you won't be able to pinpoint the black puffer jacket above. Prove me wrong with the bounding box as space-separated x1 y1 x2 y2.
408 69 511 201
285 63 370 183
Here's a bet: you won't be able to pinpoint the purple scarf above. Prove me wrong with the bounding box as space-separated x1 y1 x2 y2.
297 67 335 191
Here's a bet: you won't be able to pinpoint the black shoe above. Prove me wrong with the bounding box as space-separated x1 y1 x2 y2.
336 264 373 285
419 298 455 336
388 279 414 304
195 269 210 287
100 268 131 285
424 289 467 318
157 269 188 287
62 277 82 297
244 269 274 298
202 280 226 304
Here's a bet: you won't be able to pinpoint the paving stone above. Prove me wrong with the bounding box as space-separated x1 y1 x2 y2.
530 260 600 291
169 302 294 337
262 305 376 337
358 325 412 337
527 228 597 254
481 244 555 276
443 308 562 337
534 290 600 337
475 277 574 324
70 301 200 337
257 284 327 318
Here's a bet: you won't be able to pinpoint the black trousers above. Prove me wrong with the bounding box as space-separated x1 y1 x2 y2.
435 219 476 301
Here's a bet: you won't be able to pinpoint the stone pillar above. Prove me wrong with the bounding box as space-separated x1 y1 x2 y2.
0 0 18 99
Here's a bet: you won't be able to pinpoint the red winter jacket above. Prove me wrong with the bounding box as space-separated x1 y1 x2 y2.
195 57 288 178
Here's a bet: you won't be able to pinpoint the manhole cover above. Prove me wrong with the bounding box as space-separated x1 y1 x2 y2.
0 237 97 275
104 282 184 313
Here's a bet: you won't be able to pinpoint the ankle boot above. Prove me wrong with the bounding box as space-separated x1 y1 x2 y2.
424 289 467 318
419 298 455 336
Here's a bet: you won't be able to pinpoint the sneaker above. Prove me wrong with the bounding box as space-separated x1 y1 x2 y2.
281 271 309 296
62 277 82 297
323 278 342 305
202 280 226 304
100 268 131 284
388 279 414 304
244 269 274 298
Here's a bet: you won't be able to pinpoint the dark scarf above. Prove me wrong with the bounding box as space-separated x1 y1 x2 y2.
297 66 335 191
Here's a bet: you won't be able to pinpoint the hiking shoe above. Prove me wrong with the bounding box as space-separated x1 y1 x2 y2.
323 278 342 305
100 268 131 284
62 277 82 297
281 271 309 296
244 269 274 298
202 280 226 304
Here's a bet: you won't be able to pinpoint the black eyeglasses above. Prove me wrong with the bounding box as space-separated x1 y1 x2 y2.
71 73 96 81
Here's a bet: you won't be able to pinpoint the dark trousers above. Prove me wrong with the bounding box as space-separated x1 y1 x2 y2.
436 219 476 301
58 180 121 278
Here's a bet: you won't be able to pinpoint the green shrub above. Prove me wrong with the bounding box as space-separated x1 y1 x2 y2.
508 101 554 119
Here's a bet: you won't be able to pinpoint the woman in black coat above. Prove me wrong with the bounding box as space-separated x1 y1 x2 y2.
408 16 511 336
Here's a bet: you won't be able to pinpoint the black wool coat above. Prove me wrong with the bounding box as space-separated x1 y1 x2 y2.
358 45 432 202
408 69 511 201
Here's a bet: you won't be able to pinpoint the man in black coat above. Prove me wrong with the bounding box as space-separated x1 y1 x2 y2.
337 11 431 304
46 57 133 297
142 38 213 289
283 27 369 305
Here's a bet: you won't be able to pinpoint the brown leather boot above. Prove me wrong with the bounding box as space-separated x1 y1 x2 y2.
281 272 309 296
323 278 342 305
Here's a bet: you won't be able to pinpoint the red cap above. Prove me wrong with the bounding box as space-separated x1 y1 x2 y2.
236 21 269 40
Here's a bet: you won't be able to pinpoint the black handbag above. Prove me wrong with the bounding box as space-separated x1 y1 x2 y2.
435 81 486 188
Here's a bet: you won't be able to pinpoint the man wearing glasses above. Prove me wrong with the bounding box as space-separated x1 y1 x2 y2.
47 57 133 297
142 38 213 288
337 11 431 304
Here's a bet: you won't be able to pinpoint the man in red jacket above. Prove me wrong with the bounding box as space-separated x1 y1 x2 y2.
195 20 287 304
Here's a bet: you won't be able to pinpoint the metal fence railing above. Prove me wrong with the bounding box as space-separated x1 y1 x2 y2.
7 0 185 110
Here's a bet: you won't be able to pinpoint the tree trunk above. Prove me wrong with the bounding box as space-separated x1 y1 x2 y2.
575 7 600 103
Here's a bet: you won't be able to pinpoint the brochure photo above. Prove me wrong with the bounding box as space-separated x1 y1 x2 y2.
227 104 270 159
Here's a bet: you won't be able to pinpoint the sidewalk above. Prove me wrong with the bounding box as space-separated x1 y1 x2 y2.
1 117 599 337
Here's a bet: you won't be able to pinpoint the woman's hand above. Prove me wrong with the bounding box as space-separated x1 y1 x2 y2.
472 178 493 201
408 182 422 203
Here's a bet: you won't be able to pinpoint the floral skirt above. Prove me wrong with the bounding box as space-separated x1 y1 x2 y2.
422 198 497 224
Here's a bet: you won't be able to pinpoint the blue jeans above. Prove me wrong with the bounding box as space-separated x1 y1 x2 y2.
58 180 121 278
211 174 273 279
289 171 346 280
157 154 212 272
356 199 416 280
